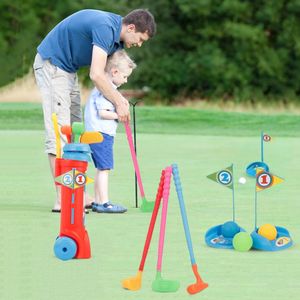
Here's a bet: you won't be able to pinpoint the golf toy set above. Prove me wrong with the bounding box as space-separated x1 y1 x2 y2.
52 114 103 261
205 164 247 249
122 164 208 295
250 168 293 251
205 134 293 252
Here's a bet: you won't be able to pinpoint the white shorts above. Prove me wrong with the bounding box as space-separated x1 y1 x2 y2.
33 53 82 155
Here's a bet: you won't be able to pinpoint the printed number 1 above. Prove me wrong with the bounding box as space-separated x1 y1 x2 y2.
260 175 268 184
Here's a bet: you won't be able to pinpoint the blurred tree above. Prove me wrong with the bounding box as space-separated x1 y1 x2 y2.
128 0 300 102
0 0 299 103
0 0 40 86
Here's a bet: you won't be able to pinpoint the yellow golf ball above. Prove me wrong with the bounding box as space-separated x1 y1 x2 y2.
258 224 277 240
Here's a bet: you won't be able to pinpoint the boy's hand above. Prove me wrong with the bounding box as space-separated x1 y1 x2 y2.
116 97 130 122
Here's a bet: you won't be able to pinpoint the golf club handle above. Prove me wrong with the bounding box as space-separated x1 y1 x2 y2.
124 122 145 197
157 167 172 272
172 164 196 265
139 170 165 271
52 113 61 158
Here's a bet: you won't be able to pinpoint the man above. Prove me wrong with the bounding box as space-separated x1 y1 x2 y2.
33 9 156 212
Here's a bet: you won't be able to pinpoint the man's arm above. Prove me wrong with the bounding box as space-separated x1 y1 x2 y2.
89 45 130 122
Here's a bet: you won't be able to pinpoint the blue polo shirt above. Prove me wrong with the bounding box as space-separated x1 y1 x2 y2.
37 9 124 72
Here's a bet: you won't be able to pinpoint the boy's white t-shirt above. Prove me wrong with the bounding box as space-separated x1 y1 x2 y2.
84 86 118 136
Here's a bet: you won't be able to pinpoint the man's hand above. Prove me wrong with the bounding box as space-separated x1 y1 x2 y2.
116 97 130 123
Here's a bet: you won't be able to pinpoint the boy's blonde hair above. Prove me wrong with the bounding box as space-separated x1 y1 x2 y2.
105 50 136 73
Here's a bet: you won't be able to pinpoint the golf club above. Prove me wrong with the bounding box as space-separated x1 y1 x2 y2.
51 113 61 158
72 122 85 143
80 131 103 144
61 125 72 143
152 166 180 293
122 170 165 291
172 164 208 295
129 99 144 208
124 122 154 212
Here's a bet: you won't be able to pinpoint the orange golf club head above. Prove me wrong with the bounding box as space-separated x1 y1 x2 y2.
61 125 72 143
187 264 208 295
80 131 103 144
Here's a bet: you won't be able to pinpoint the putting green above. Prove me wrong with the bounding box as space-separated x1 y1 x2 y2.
0 131 299 300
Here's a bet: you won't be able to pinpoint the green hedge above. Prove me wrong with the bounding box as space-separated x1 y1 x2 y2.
1 0 300 102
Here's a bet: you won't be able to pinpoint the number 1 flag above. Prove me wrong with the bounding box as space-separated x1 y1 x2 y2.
207 165 233 190
263 134 272 142
256 168 284 192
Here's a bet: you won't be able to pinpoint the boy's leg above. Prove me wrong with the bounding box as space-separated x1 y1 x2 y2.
94 169 110 204
93 168 127 213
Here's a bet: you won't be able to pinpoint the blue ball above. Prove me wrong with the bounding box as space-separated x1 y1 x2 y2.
221 221 240 238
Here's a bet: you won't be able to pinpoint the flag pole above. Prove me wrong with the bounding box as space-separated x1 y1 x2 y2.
231 163 235 222
261 131 264 162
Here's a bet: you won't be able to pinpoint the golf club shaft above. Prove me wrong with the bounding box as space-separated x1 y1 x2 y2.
52 113 61 158
124 122 145 198
172 164 196 265
139 170 165 271
132 104 138 207
157 167 172 272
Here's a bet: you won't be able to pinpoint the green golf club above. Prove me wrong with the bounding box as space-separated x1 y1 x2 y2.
152 167 180 293
72 122 85 143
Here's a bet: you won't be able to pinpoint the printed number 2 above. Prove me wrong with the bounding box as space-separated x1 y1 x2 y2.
220 172 230 183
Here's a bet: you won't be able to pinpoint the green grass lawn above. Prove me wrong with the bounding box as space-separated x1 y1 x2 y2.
1 102 300 136
0 126 299 300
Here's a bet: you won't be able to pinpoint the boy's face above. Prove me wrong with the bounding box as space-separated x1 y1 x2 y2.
111 68 133 87
123 24 149 48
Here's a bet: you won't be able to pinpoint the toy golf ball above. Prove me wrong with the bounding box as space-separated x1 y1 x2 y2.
233 232 253 252
258 224 277 240
238 177 246 184
221 221 240 238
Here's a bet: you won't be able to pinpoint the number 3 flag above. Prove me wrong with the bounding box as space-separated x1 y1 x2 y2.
207 165 233 190
256 168 284 192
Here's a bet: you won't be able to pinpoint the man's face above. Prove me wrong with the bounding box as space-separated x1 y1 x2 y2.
123 24 149 48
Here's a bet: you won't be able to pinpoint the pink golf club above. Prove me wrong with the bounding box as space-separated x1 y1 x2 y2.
124 122 154 212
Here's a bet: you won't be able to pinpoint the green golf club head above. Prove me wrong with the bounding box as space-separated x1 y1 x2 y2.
140 197 155 213
152 272 180 293
72 122 85 143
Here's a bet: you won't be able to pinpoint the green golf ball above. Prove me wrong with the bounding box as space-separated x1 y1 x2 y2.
233 232 253 252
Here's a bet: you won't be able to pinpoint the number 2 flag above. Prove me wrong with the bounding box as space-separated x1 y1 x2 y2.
207 165 233 190
256 168 284 192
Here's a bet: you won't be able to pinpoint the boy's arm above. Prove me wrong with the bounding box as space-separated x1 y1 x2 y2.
98 110 118 120
90 45 130 122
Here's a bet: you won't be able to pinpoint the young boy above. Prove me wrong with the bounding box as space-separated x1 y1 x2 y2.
84 50 136 213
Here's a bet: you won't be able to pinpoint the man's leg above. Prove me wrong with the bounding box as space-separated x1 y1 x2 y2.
33 54 74 210
48 154 61 210
69 74 94 205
